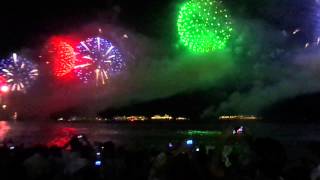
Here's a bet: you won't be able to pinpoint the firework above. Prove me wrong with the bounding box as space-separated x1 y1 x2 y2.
75 37 125 85
292 29 300 35
305 43 310 48
47 37 76 77
0 76 9 93
177 0 233 53
0 53 39 92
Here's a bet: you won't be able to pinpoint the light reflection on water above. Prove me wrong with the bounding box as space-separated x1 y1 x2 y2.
47 127 77 147
1 121 320 147
0 121 10 141
0 122 224 147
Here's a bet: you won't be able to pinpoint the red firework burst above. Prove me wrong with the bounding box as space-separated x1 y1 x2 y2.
0 76 9 93
47 37 77 77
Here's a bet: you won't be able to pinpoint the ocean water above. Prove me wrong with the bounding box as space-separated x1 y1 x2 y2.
0 121 318 148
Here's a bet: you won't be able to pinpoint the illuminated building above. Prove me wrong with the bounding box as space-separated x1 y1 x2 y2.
113 116 147 121
68 116 78 122
127 116 147 122
176 117 188 121
113 116 128 121
55 114 188 122
95 117 103 121
151 114 173 120
219 115 259 121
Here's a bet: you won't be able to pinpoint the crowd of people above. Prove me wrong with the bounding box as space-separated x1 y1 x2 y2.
0 132 320 180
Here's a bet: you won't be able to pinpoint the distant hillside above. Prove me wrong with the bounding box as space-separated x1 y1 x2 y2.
262 92 320 122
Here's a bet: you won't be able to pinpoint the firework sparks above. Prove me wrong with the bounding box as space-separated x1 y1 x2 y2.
293 29 300 35
305 43 310 48
177 0 233 53
0 53 39 92
75 37 125 85
46 37 76 77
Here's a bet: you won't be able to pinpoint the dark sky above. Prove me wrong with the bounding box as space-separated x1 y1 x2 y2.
0 0 313 52
0 0 175 56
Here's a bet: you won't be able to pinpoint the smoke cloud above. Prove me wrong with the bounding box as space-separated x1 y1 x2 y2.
8 1 320 120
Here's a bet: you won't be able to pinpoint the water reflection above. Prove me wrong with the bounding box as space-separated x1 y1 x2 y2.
47 127 77 148
0 121 10 141
0 122 317 147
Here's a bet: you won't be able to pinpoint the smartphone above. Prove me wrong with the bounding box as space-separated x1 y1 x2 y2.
186 139 193 145
95 160 102 167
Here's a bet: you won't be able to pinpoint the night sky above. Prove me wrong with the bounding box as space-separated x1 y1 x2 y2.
0 0 175 55
1 0 320 121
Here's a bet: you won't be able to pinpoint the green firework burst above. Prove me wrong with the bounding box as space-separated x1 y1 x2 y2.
177 0 233 53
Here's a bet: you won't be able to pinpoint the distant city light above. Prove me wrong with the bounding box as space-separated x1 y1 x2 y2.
151 114 173 120
127 116 147 121
219 115 259 121
176 117 188 121
56 115 189 122
183 130 222 136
